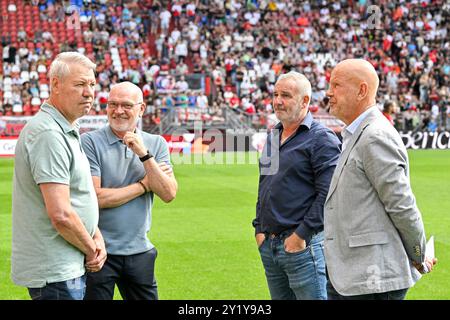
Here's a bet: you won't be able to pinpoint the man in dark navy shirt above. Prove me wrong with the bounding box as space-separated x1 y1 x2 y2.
253 71 341 300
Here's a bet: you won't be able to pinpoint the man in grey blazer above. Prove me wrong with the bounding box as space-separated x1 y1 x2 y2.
324 59 437 300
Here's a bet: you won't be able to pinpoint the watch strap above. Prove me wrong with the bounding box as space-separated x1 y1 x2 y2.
139 150 153 162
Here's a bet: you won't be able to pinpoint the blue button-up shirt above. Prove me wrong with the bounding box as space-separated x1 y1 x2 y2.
253 112 341 243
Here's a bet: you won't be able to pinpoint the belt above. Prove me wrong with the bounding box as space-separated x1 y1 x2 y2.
265 229 323 242
265 228 296 240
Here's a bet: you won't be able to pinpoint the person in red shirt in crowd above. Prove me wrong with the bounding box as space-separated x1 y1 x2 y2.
382 100 397 126
229 94 240 109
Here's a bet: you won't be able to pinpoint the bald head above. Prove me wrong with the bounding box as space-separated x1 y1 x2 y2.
110 81 143 102
327 59 380 125
334 59 379 102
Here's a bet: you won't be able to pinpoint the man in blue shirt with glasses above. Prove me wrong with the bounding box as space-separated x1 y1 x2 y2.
81 82 177 300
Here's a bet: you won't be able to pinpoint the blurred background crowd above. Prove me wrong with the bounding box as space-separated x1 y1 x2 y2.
0 0 449 134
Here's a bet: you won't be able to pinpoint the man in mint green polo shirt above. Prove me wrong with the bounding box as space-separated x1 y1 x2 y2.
11 52 106 300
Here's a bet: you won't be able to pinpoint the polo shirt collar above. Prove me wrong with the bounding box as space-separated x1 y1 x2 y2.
105 125 142 145
41 103 80 135
105 125 122 145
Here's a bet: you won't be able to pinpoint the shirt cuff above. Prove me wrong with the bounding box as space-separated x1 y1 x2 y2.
295 224 314 245
253 221 262 235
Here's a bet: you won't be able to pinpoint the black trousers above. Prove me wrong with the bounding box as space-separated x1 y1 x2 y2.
85 248 158 300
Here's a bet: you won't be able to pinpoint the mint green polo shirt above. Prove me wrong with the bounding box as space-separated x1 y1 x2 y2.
11 103 99 288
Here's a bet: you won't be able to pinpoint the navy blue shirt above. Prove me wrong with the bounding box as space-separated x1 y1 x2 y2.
253 112 341 244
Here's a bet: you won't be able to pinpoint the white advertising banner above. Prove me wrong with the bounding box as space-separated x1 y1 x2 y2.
78 115 108 134
0 115 109 137
0 138 17 156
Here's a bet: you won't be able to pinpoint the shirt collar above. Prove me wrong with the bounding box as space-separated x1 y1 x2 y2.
41 103 80 135
105 125 122 145
274 111 314 131
105 125 141 145
344 105 377 136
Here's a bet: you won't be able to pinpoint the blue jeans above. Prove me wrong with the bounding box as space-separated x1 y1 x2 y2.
28 275 86 300
258 231 327 300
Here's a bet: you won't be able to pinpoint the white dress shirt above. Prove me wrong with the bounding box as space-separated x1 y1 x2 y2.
341 106 377 151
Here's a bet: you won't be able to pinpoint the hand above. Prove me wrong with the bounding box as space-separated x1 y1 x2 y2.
123 131 147 157
255 233 265 248
85 246 107 273
413 257 438 274
85 247 107 273
159 162 173 177
85 235 107 273
284 232 306 253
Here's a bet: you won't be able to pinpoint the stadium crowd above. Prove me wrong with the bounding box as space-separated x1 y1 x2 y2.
0 0 449 132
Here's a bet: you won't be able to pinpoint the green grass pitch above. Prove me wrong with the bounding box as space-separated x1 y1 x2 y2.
0 150 449 299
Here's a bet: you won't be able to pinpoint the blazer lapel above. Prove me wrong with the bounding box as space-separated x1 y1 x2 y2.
326 110 380 202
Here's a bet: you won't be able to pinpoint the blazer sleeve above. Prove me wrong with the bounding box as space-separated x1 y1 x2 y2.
361 128 426 264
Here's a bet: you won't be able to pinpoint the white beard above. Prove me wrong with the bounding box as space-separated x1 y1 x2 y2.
109 118 139 132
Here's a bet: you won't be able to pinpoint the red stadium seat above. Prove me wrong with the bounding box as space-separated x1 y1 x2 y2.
31 105 40 113
129 60 137 68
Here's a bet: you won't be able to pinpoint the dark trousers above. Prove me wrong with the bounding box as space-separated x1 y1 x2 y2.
326 279 408 300
85 248 158 300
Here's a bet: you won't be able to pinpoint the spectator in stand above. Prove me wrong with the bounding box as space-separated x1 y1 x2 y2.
175 92 189 108
171 1 182 29
97 86 109 112
186 2 197 22
175 76 189 93
382 101 397 126
196 92 209 111
162 94 175 111
159 8 171 35
0 1 448 129
3 103 13 116
174 60 189 77
175 39 189 63
187 91 197 108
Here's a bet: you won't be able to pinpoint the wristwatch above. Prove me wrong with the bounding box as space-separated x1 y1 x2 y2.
139 150 154 162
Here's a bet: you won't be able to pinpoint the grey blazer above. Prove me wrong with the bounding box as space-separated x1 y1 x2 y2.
324 108 426 296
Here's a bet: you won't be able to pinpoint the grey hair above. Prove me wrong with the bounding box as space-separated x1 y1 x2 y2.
48 51 96 80
276 71 312 106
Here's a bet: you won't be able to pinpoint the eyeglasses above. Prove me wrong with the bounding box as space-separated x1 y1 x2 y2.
107 102 143 110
